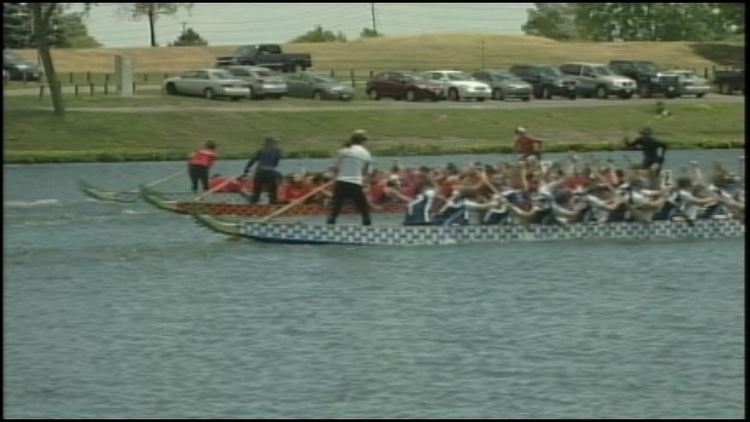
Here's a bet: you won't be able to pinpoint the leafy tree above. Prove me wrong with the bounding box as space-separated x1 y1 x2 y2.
360 27 382 38
522 3 579 40
30 3 65 115
4 3 32 48
291 25 347 43
117 3 193 47
170 28 207 46
56 12 101 48
5 4 100 49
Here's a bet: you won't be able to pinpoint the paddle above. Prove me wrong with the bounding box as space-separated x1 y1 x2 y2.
262 181 333 222
193 177 235 201
114 170 184 194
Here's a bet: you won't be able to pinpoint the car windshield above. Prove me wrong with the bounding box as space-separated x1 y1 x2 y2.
229 68 250 76
593 66 615 76
634 61 659 73
404 73 426 81
4 51 28 64
492 72 521 82
313 75 336 83
211 70 236 80
234 46 256 55
257 70 278 77
539 67 562 77
446 72 471 81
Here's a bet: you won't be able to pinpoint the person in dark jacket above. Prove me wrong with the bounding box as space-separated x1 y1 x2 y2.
624 127 668 174
243 137 282 204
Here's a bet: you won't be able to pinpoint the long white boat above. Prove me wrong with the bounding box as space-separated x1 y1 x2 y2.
192 212 744 246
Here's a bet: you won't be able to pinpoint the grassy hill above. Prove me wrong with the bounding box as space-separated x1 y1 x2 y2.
10 33 744 74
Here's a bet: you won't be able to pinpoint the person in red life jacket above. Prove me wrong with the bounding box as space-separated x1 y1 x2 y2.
187 140 218 194
208 174 250 193
513 127 543 160
282 174 312 203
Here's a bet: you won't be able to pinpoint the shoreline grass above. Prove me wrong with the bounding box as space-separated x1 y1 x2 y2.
3 100 744 164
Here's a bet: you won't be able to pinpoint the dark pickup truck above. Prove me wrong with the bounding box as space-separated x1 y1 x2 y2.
215 44 312 73
609 60 680 98
714 69 744 95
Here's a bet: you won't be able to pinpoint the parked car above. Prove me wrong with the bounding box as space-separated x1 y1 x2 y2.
215 44 312 72
421 70 491 101
221 65 287 99
559 62 636 99
608 60 680 98
283 72 353 100
713 68 744 95
470 69 532 101
3 49 43 81
664 69 711 98
162 69 251 100
365 71 444 101
508 64 577 99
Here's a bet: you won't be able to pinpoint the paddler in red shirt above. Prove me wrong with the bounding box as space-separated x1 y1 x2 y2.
187 140 218 194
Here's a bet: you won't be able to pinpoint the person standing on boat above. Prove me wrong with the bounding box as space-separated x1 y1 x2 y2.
327 130 373 226
187 140 218 194
624 127 667 174
243 137 282 204
513 127 543 160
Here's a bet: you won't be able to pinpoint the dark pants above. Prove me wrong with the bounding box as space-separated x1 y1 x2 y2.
188 164 209 193
327 181 371 225
251 169 279 204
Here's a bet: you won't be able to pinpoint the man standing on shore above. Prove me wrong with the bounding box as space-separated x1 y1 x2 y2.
243 137 282 204
624 126 667 174
514 127 543 160
327 129 372 226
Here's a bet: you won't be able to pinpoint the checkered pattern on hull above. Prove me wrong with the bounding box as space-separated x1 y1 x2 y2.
240 220 745 246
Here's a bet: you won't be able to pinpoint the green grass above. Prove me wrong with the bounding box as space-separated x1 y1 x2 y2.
3 99 744 163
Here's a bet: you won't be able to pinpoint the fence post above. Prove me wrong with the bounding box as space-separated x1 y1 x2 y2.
74 84 79 97
69 72 73 83
90 83 94 96
143 73 148 82
350 69 355 87
132 81 137 94
104 83 108 95
86 72 91 82
369 70 373 78
38 85 45 99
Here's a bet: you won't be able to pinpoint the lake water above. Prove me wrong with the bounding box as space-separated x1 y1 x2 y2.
3 150 745 418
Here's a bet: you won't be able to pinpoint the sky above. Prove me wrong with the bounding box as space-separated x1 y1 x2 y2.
72 3 535 48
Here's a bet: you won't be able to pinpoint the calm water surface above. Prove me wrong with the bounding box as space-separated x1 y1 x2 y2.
3 150 745 418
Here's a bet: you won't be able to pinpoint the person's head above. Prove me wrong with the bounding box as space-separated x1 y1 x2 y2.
350 129 368 145
264 136 278 147
205 140 217 150
515 126 527 135
639 126 653 136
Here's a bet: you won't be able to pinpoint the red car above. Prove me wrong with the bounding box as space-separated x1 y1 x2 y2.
366 71 444 101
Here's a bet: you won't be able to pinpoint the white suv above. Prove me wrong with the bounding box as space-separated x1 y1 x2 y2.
421 70 492 101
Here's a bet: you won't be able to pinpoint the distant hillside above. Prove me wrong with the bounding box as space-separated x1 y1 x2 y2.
12 33 744 73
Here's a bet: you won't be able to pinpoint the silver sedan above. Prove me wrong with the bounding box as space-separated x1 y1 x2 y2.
471 70 533 101
666 69 711 98
221 65 288 99
284 72 354 101
163 69 251 100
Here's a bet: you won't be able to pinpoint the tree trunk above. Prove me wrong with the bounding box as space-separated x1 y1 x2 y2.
148 4 156 47
31 3 64 116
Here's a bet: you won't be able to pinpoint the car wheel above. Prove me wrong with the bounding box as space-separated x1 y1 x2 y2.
247 86 254 99
368 89 380 100
595 86 608 99
430 93 440 102
638 85 651 98
406 90 417 102
522 96 531 102
619 92 633 99
720 83 731 95
664 92 677 99
165 83 177 95
229 97 241 102
313 91 323 100
448 88 460 101
542 86 552 99
568 94 576 100
493 89 504 100
696 93 706 98
476 97 485 102
204 88 215 100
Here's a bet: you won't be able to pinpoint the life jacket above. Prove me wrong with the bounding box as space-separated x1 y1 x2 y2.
188 148 217 167
208 176 241 192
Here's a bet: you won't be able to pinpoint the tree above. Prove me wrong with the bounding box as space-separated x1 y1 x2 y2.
170 27 207 46
117 3 193 47
31 3 65 116
522 3 579 40
360 27 382 38
56 12 101 48
4 2 32 48
5 4 100 49
290 25 347 43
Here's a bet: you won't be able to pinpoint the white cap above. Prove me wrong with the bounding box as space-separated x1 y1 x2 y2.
515 126 526 134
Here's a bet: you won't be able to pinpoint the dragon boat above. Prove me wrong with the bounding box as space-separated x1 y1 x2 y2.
79 180 246 204
191 211 745 246
139 186 404 217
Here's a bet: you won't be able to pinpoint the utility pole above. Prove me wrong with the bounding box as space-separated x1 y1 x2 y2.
371 3 377 35
181 21 187 35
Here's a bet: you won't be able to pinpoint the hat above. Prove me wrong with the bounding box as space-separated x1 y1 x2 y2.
351 129 368 143
388 174 400 182
515 126 526 134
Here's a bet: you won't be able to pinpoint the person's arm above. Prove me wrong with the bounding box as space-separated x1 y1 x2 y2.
243 151 259 175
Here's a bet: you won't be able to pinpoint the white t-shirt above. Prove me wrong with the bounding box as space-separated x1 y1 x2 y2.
585 194 610 223
336 144 371 185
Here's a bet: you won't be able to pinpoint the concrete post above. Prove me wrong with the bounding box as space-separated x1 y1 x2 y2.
114 55 134 96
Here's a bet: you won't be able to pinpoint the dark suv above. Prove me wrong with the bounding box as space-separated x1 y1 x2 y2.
3 50 43 81
608 60 680 98
366 71 444 101
509 64 577 99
